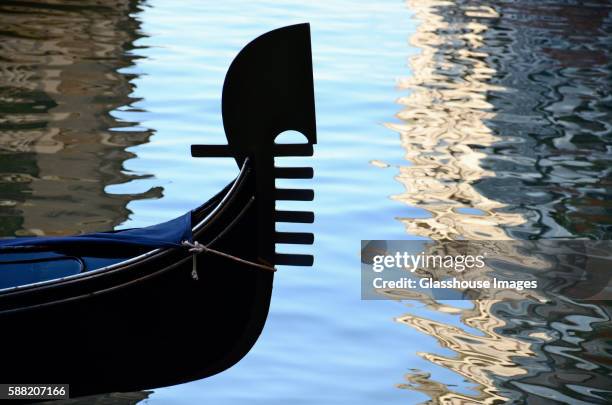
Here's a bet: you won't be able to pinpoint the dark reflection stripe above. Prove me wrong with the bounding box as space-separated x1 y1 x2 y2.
391 0 612 403
0 0 161 237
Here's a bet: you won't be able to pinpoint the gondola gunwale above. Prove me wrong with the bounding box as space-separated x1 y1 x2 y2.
0 23 316 396
0 157 274 395
0 158 253 303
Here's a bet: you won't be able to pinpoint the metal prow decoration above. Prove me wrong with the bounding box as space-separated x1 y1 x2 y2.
191 23 317 268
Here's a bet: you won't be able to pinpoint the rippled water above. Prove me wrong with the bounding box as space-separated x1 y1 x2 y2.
0 0 160 236
1 0 611 404
390 1 612 403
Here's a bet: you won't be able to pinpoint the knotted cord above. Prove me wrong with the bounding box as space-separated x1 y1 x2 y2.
182 240 276 279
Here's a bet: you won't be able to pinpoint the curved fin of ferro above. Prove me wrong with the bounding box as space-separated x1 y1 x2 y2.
190 23 316 267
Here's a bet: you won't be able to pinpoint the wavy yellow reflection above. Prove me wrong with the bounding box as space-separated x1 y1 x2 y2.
389 0 524 240
389 1 535 403
397 300 533 404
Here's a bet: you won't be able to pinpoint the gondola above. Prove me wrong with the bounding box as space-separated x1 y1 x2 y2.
0 23 316 398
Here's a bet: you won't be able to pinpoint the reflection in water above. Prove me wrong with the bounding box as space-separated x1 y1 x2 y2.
391 1 524 241
392 0 612 403
0 0 161 237
397 300 533 404
0 0 610 402
41 391 151 405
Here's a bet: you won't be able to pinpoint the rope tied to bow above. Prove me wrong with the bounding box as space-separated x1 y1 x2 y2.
182 240 276 280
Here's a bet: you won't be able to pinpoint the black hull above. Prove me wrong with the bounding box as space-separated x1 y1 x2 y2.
0 23 316 398
0 166 273 397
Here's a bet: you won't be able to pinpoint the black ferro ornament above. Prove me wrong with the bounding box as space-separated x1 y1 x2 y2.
0 24 316 397
192 22 317 267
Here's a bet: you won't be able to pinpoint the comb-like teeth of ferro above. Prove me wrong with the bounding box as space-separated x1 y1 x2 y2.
274 144 314 265
275 210 314 223
275 188 314 201
274 253 314 266
275 231 314 245
274 167 313 179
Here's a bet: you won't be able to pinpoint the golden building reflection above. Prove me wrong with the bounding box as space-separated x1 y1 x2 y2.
389 0 524 241
389 0 612 403
397 300 531 404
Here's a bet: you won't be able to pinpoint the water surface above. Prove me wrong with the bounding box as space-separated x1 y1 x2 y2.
390 1 612 403
0 0 160 236
1 0 611 404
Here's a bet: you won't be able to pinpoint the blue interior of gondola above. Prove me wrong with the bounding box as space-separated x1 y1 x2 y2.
0 252 128 289
0 211 193 290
